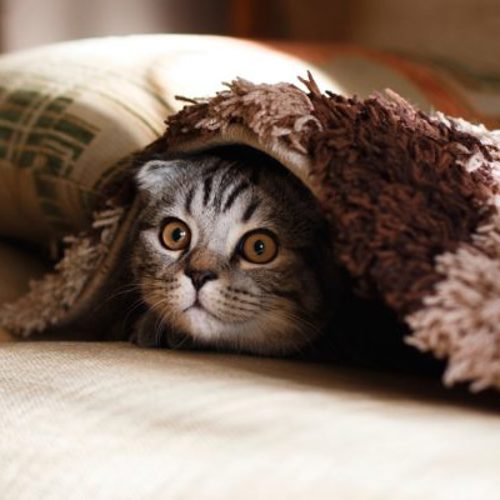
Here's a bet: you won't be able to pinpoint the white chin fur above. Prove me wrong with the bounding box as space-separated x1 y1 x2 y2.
161 279 311 355
178 307 310 356
182 307 226 339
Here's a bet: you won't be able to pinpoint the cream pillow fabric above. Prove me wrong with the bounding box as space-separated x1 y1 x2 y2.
0 34 333 245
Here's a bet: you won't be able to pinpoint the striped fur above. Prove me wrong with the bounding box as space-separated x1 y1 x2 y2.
131 147 332 355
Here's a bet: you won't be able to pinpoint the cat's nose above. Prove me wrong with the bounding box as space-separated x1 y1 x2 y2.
185 269 218 290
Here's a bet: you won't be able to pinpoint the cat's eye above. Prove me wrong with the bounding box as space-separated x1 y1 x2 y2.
239 229 278 264
160 218 191 251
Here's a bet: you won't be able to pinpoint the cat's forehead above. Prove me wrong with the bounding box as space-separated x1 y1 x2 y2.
140 153 322 242
177 161 271 230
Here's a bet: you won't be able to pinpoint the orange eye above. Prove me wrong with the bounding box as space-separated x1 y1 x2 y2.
239 230 279 264
160 218 191 251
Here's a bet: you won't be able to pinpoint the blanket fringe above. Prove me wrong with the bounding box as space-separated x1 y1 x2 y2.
0 204 125 337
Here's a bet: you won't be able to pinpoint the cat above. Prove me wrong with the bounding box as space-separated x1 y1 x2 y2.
130 147 333 356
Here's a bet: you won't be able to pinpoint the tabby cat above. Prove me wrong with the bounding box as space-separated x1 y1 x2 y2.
130 147 332 355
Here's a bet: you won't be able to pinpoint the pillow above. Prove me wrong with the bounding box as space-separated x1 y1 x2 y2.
0 34 333 245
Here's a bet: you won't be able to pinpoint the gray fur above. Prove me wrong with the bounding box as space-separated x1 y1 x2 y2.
131 149 332 355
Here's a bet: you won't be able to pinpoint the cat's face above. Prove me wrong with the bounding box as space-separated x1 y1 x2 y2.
131 151 331 355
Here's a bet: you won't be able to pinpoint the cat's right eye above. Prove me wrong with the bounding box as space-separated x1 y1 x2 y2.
238 229 279 264
160 218 191 251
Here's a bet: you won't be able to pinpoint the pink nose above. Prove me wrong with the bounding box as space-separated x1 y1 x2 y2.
185 269 218 290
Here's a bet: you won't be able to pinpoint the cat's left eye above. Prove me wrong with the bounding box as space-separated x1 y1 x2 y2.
160 218 191 251
239 229 279 264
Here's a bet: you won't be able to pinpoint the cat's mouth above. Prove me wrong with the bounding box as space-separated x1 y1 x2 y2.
183 296 204 311
183 298 223 321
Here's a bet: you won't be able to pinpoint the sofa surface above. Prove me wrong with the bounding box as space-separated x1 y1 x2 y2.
0 341 499 499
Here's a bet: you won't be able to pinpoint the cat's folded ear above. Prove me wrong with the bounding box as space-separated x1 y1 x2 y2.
135 159 185 195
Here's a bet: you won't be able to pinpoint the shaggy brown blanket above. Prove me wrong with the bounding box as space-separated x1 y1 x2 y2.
2 74 499 392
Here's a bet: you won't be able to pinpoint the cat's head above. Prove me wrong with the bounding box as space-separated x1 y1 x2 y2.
131 149 333 355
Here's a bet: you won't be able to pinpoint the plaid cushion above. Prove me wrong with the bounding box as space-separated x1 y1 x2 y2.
0 35 333 245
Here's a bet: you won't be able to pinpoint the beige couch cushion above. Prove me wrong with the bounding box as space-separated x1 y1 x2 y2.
0 341 498 499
